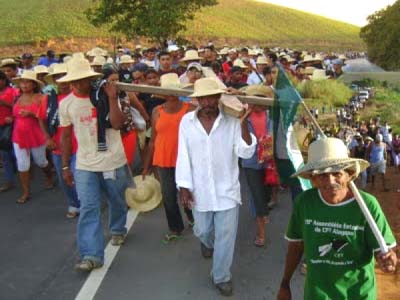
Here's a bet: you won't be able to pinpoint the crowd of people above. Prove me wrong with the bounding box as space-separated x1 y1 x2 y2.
0 43 397 298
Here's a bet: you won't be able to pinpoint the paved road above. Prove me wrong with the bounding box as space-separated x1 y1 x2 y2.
0 167 304 300
343 58 385 73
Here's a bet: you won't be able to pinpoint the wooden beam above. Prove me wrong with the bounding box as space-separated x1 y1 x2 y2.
117 82 275 107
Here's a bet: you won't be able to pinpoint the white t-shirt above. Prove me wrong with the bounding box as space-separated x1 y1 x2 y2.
59 91 127 172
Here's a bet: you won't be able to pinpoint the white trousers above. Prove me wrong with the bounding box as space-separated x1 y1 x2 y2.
13 143 48 172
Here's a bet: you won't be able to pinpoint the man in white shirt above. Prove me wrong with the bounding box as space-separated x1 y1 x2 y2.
246 56 267 85
175 78 256 296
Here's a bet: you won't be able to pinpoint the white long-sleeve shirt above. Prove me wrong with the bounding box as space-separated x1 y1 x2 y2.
175 110 257 212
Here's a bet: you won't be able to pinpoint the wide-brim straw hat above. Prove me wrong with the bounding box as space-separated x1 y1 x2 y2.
160 73 184 89
242 85 274 98
189 78 225 98
44 63 68 84
12 70 44 88
310 69 330 81
233 59 247 69
119 54 135 64
1 58 17 67
33 65 49 75
302 55 318 63
87 47 108 57
256 56 268 65
180 50 202 62
292 137 369 180
57 58 102 83
125 175 162 212
91 55 106 67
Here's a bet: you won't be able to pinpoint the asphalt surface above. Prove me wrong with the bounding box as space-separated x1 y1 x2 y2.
0 165 304 300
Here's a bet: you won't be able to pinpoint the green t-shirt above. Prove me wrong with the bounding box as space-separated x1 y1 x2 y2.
286 188 396 300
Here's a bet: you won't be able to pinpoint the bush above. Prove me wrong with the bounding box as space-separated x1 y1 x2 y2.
296 79 352 107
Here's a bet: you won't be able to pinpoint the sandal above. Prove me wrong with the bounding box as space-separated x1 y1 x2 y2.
162 232 182 244
66 211 80 219
0 184 15 193
16 194 31 204
74 259 103 272
254 237 265 247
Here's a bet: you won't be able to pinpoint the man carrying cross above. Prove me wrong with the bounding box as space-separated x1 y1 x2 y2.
175 78 257 296
277 137 397 300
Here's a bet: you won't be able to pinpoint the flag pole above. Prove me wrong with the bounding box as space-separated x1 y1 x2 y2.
299 99 389 254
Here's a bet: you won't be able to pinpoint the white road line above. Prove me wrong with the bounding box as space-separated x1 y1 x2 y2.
75 209 139 300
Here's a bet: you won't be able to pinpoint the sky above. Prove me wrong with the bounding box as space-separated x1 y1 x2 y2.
257 0 396 26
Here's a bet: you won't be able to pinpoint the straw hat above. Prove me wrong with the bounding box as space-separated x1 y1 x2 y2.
119 55 135 64
314 54 324 62
310 69 330 81
256 56 268 65
91 56 106 67
63 55 72 63
180 50 202 62
56 58 102 83
189 78 225 98
1 58 17 67
33 65 49 75
292 137 369 180
233 59 247 69
87 47 108 57
125 175 162 212
242 85 274 98
302 55 317 63
218 47 229 55
160 73 182 89
44 63 68 84
12 70 44 88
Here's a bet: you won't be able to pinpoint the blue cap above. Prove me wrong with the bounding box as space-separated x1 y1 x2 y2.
131 63 149 73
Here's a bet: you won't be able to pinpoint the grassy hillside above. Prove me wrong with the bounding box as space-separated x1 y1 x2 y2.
0 0 363 50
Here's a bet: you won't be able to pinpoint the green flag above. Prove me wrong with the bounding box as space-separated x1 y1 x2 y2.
272 64 311 191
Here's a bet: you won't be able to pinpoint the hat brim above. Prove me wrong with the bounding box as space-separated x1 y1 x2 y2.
56 71 102 83
44 71 67 85
12 77 44 89
180 57 202 62
292 158 369 180
189 89 224 98
125 176 162 212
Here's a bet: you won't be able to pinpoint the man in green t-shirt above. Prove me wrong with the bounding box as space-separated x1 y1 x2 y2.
277 138 397 300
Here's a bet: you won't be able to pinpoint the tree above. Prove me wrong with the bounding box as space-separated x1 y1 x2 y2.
360 1 400 71
86 0 218 46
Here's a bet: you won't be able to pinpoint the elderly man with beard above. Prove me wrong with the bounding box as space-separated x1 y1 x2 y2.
277 137 397 300
176 78 256 296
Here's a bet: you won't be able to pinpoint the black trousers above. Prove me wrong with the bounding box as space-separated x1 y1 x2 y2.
158 167 193 232
243 168 271 217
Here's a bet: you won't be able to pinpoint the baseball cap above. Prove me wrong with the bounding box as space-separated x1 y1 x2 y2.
22 53 33 59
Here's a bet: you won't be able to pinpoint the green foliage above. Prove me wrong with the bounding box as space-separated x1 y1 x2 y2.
86 0 218 45
362 88 400 133
296 79 352 107
360 1 400 71
0 0 363 50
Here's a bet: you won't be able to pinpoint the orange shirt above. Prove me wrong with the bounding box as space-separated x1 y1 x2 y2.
153 102 189 167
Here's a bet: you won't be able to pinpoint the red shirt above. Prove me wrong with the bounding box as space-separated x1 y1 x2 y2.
37 93 78 155
249 111 267 140
0 86 17 125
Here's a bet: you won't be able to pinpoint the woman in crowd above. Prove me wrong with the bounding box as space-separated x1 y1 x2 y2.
241 85 275 247
12 70 53 203
0 70 16 192
142 73 195 243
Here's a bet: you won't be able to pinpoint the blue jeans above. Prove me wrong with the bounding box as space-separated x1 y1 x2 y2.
192 206 239 284
52 153 80 213
0 149 15 184
74 165 129 264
